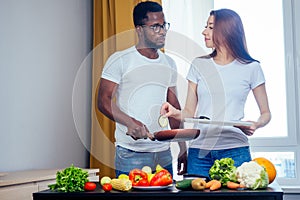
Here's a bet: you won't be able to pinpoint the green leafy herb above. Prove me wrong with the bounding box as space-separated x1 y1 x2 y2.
209 158 237 186
48 164 89 192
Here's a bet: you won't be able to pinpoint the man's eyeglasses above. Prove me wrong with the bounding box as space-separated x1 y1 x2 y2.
141 22 170 33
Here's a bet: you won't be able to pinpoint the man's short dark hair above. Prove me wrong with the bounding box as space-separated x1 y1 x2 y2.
133 1 163 27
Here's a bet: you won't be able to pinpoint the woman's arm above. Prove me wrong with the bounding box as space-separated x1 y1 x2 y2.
238 83 271 136
252 83 271 128
161 81 198 121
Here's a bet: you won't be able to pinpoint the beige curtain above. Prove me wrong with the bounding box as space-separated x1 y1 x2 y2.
91 0 162 178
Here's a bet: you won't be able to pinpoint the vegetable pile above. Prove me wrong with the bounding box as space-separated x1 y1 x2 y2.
207 157 274 190
176 157 275 191
97 157 275 192
209 158 237 186
48 164 89 192
98 164 173 192
128 164 172 187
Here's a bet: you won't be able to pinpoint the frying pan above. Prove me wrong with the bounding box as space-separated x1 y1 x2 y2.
154 129 200 142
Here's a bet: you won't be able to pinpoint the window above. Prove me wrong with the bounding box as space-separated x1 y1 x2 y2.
251 152 295 178
214 0 287 138
163 0 299 186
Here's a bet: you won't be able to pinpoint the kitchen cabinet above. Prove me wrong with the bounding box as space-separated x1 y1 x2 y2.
0 169 99 200
33 181 283 200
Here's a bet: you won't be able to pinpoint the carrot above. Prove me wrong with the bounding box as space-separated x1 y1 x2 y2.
205 180 218 189
226 181 241 189
210 180 222 191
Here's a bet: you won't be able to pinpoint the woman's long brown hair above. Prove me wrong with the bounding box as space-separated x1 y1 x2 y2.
208 9 259 64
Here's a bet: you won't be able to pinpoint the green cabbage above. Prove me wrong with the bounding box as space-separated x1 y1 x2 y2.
209 158 237 186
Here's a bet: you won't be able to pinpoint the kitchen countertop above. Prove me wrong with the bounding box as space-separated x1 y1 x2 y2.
33 181 283 200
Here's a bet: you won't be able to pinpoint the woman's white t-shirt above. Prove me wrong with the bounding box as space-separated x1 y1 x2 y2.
186 57 265 150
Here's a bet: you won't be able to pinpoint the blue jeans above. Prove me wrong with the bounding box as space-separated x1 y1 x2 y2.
187 146 251 178
115 145 173 177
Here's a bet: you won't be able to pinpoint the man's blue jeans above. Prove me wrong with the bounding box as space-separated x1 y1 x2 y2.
115 145 173 177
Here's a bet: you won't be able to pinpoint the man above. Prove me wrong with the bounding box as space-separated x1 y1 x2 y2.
98 1 186 177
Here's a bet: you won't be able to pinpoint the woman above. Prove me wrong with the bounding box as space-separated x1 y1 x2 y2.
160 9 271 177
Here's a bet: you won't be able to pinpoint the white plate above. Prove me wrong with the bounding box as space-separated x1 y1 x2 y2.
184 118 253 127
132 184 173 190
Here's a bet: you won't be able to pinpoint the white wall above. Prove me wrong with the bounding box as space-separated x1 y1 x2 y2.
0 0 93 172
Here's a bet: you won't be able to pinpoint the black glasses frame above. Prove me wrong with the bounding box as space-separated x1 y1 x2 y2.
141 22 170 33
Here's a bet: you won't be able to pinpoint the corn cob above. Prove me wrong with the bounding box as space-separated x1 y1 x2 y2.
110 178 132 191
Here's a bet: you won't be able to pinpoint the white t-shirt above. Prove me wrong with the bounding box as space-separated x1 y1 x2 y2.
186 57 265 150
101 46 178 152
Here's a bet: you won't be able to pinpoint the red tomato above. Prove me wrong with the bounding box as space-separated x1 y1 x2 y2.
102 183 112 192
84 182 97 191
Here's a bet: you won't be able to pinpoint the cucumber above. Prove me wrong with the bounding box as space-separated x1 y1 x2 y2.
175 179 193 190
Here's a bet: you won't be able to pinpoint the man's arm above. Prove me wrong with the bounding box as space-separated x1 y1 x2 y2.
167 86 187 175
166 87 181 127
97 78 152 140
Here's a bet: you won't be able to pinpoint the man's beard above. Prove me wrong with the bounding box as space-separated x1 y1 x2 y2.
144 37 165 49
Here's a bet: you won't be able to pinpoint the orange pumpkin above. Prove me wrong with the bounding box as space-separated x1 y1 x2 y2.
253 157 277 184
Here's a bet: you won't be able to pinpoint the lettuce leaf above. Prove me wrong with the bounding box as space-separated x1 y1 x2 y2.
48 164 89 192
209 158 237 186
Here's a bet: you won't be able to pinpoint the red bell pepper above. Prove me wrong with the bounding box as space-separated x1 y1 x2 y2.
129 169 148 186
149 169 173 186
137 179 150 186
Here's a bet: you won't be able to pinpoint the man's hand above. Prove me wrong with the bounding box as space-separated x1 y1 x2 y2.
126 119 154 140
177 143 187 175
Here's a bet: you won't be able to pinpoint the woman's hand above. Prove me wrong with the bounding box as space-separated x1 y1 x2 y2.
235 121 257 136
160 102 181 119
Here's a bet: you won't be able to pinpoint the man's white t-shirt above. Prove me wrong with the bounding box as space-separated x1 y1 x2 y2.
186 57 265 150
101 46 177 152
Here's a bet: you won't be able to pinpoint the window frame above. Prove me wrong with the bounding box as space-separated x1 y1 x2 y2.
248 0 298 148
